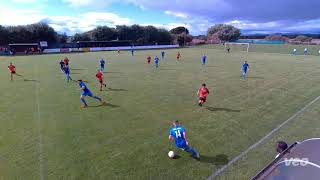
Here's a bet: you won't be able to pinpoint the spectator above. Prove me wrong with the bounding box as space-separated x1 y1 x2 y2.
275 141 288 159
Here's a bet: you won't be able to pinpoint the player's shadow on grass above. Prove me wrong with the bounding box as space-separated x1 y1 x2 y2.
247 76 264 79
160 68 176 71
205 106 240 112
105 88 128 92
199 154 229 165
105 71 121 74
71 68 86 70
89 103 120 108
23 79 39 82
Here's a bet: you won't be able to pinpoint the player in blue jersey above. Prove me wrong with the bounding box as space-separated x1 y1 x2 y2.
131 49 134 56
169 120 200 159
78 80 104 108
304 47 308 55
292 48 297 55
154 56 159 68
161 51 165 60
99 58 105 72
63 65 72 82
241 61 249 80
201 55 207 65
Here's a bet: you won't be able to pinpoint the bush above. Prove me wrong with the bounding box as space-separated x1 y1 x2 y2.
208 24 240 42
294 35 312 42
265 35 289 42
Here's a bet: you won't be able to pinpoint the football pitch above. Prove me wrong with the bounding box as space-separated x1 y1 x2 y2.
1 45 320 180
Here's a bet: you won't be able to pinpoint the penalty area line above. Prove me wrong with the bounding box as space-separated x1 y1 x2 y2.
207 95 320 180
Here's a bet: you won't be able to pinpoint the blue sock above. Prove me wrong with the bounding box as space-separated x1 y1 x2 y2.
190 148 198 157
81 98 88 106
184 146 198 157
93 96 101 102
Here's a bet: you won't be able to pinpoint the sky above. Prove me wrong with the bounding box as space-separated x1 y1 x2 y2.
0 0 319 35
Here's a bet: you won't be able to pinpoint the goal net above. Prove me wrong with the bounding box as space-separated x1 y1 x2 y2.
225 43 250 52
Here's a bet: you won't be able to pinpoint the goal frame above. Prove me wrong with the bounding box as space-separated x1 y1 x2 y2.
224 42 250 52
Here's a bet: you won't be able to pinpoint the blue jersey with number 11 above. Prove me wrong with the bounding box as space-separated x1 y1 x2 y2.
242 63 249 72
100 59 105 66
170 125 187 148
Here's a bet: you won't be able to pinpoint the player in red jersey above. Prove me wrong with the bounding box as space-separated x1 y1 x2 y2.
96 70 106 91
63 57 69 66
177 52 181 61
176 52 181 61
197 83 209 106
147 55 151 64
8 62 20 81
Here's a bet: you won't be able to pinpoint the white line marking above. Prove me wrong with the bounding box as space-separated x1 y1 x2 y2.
207 95 320 180
35 65 45 180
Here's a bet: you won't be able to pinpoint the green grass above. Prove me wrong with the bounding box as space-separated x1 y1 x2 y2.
203 44 320 56
1 46 320 180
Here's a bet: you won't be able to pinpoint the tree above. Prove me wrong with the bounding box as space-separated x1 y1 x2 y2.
130 24 144 42
116 25 132 41
0 23 174 46
58 33 68 43
174 33 193 46
155 29 173 44
6 25 33 43
116 25 173 44
207 34 221 44
208 24 241 42
142 26 158 43
92 26 117 41
26 23 57 43
71 33 91 42
0 23 58 45
0 25 9 45
170 26 189 35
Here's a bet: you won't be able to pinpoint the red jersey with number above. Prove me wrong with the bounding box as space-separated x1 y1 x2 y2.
198 87 209 98
8 65 15 72
96 72 103 81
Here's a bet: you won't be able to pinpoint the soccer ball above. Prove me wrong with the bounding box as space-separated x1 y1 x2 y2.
168 151 175 158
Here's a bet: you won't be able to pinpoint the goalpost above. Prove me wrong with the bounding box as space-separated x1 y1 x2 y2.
224 42 250 53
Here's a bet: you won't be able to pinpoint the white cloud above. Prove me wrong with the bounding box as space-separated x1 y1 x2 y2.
10 0 38 3
0 5 132 35
164 10 188 19
63 0 94 6
226 20 280 29
45 12 132 34
0 6 45 25
63 0 117 7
